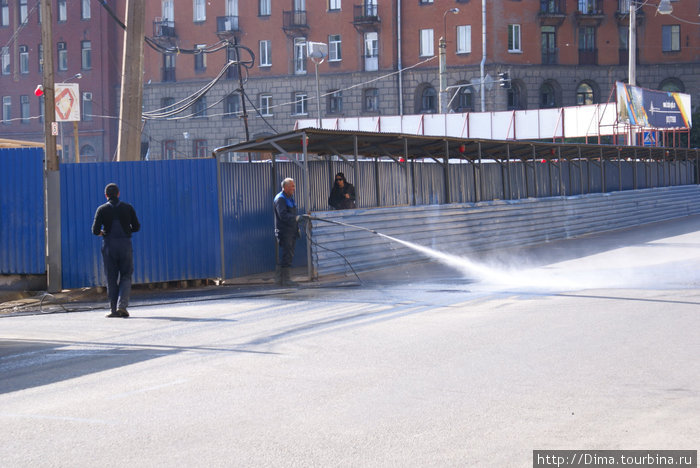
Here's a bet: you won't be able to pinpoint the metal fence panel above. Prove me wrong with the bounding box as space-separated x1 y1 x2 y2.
0 148 45 274
61 159 221 288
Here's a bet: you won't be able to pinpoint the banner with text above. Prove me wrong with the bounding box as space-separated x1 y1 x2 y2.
616 82 691 129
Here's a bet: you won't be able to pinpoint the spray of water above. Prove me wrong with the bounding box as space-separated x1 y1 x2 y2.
311 216 700 291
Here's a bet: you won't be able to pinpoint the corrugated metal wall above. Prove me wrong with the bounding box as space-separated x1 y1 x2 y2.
61 160 221 288
310 185 700 277
0 148 45 274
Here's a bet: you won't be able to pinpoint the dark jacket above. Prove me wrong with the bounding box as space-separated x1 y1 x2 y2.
273 191 299 239
328 182 356 210
92 198 141 238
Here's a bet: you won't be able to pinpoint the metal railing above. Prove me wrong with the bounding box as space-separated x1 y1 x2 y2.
216 16 239 33
283 10 307 29
540 0 565 15
353 4 380 23
153 19 175 37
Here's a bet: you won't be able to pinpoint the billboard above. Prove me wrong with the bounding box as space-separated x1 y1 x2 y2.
616 82 691 129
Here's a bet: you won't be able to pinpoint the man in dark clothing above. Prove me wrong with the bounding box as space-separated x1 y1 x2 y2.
328 172 356 210
91 183 140 318
273 178 300 286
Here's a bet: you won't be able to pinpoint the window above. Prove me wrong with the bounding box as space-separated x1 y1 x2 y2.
226 45 240 79
508 24 521 52
82 92 92 121
419 29 434 57
329 0 341 10
37 44 42 72
163 140 176 159
329 34 342 61
662 25 680 52
20 95 29 123
420 86 437 113
81 0 90 19
193 139 208 158
328 90 342 114
19 0 27 24
293 92 308 115
294 37 306 74
576 83 594 105
452 86 472 112
578 26 596 64
420 0 434 3
57 0 66 22
194 44 206 71
57 42 67 71
224 93 240 117
578 0 598 13
161 97 175 109
81 41 91 69
162 0 174 20
2 96 10 123
259 40 271 67
193 0 206 21
1 47 9 75
260 94 272 116
541 26 556 64
507 85 523 110
259 0 271 16
364 32 378 71
163 54 176 82
364 88 378 112
456 25 471 54
193 97 207 118
19 45 28 74
1 0 9 27
540 83 556 108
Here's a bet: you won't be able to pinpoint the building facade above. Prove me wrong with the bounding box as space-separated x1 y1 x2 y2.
0 0 124 162
2 1 697 162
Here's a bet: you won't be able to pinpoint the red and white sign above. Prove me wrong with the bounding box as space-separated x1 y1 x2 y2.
54 83 81 122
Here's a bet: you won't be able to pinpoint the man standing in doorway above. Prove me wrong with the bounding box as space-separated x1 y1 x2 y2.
92 183 141 317
273 178 301 286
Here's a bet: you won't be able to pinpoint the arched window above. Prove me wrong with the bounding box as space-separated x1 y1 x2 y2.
540 82 557 108
80 144 96 162
507 81 527 110
421 86 437 113
451 84 473 113
576 82 595 105
659 78 684 93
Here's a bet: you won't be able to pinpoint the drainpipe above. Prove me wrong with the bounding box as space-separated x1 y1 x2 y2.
397 0 404 116
480 0 486 112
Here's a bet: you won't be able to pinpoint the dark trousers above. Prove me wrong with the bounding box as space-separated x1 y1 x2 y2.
277 235 296 268
102 238 134 312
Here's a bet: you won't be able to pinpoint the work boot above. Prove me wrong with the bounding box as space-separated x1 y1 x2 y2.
274 266 283 286
280 267 298 287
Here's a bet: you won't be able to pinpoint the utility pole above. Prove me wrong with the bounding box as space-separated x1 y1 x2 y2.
116 0 145 161
40 0 61 292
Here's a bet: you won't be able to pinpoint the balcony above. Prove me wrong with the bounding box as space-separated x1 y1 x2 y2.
353 4 380 29
615 1 644 25
578 49 598 65
283 10 308 32
539 0 566 25
541 48 559 65
216 16 240 34
153 18 176 38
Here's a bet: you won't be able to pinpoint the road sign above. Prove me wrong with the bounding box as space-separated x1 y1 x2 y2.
643 131 657 147
54 83 80 122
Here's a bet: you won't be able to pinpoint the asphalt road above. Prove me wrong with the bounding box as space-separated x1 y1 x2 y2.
1 216 699 467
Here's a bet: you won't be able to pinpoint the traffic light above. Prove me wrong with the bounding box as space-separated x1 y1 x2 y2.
498 72 510 89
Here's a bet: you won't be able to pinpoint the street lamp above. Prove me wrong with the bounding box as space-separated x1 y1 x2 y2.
627 0 672 143
307 42 328 128
439 8 459 114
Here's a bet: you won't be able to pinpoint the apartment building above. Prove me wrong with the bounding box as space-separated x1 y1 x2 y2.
0 0 124 161
2 1 697 162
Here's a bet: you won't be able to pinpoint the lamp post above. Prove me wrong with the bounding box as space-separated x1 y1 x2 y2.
439 8 459 114
628 0 672 143
307 42 328 129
